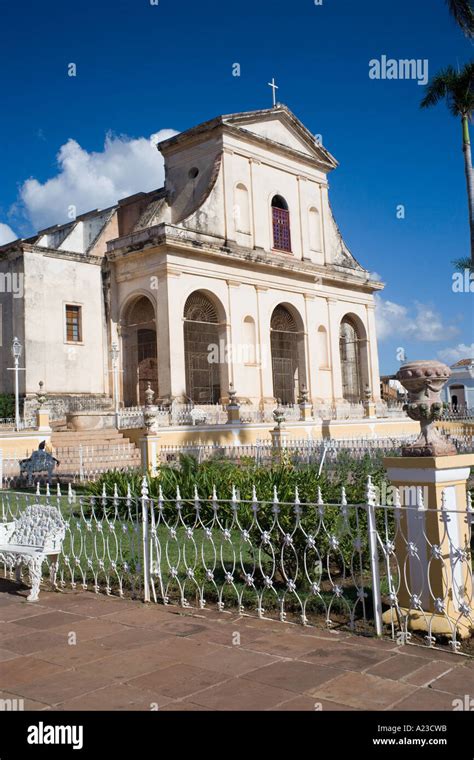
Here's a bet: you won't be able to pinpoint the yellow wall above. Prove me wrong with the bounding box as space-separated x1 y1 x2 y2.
0 432 52 458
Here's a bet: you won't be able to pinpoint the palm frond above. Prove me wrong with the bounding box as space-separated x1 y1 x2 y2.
421 62 474 119
421 66 458 109
446 0 474 38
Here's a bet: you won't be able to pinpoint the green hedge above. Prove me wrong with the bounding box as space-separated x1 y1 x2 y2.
0 394 15 419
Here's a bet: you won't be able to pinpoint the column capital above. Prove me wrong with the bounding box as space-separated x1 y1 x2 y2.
156 264 181 278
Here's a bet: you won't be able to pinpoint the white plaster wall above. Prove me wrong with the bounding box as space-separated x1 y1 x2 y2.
23 252 106 394
113 245 380 405
169 122 353 270
162 137 223 227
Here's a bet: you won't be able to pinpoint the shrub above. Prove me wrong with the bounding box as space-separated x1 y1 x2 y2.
85 453 392 579
0 394 15 419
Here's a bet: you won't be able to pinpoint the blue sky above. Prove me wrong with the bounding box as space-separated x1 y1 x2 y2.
0 0 472 374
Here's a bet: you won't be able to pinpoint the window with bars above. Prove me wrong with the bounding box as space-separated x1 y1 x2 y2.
271 196 291 253
339 318 362 402
65 304 82 342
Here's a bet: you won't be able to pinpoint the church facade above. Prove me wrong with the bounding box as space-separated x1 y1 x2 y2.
0 105 383 417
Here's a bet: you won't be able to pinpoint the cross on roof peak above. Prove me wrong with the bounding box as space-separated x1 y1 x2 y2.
268 77 279 108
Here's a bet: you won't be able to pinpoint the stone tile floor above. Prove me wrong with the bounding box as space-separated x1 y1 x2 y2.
0 579 472 711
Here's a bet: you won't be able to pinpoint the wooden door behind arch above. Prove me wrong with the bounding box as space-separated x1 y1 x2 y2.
137 329 158 405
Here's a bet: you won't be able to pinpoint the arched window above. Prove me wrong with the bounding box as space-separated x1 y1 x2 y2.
234 183 251 234
184 292 223 404
270 305 305 404
271 195 291 252
339 317 363 402
317 325 329 368
243 316 257 364
309 207 321 251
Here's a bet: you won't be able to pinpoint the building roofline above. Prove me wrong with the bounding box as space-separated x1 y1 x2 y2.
157 104 338 169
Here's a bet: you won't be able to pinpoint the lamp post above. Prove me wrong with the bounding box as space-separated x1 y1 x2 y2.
111 342 120 427
11 337 22 431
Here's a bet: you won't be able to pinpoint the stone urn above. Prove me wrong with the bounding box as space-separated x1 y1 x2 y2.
37 381 47 408
272 400 286 429
396 360 456 456
143 383 158 434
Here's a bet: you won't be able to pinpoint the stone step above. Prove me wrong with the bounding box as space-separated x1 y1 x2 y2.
51 430 129 440
51 435 135 446
49 429 142 474
52 439 135 450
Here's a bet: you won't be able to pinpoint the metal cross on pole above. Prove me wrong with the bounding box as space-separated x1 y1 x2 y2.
268 77 279 107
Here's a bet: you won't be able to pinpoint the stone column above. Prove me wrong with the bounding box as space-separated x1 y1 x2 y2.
255 286 274 403
382 360 474 640
326 297 343 402
303 293 318 403
365 303 381 401
159 267 186 401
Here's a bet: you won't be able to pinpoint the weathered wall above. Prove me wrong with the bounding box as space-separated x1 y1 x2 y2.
123 417 420 450
22 251 107 395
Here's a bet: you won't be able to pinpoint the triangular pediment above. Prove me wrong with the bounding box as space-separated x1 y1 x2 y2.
222 106 337 169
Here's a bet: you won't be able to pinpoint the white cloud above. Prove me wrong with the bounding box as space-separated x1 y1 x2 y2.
437 343 474 363
375 296 459 342
16 129 178 230
0 223 17 245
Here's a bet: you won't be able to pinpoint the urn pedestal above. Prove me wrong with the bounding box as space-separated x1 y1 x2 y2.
382 360 473 642
383 454 474 640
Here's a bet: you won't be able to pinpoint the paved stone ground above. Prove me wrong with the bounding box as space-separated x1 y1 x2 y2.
0 579 472 711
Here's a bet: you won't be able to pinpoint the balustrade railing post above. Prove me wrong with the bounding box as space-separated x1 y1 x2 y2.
79 444 84 482
141 477 151 603
366 477 383 637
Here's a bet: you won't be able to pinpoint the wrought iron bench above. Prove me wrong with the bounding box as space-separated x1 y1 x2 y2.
0 505 66 601
19 446 60 485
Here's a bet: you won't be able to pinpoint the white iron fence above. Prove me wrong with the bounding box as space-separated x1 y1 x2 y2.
0 418 36 430
158 433 473 467
116 400 408 429
0 478 472 653
0 484 142 598
441 405 474 421
0 444 141 487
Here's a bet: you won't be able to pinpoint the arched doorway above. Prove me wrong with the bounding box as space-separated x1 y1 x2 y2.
449 385 466 408
270 304 305 404
339 316 369 403
121 296 158 406
183 291 227 404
